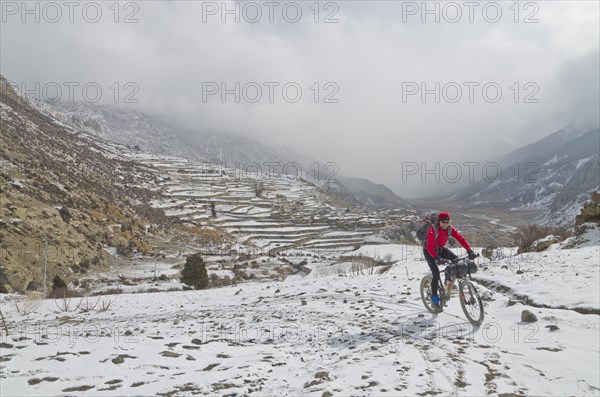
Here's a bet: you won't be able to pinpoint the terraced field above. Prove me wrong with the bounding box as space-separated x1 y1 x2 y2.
78 143 413 289
111 148 397 258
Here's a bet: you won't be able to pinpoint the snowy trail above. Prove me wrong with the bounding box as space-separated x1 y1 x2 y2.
1 244 599 396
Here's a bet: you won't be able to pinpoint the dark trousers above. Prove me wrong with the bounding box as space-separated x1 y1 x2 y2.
424 247 458 296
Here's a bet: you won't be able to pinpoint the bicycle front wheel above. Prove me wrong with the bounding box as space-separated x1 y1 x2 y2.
458 279 484 325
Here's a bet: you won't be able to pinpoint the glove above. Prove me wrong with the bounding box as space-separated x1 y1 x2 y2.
435 256 443 265
467 250 477 260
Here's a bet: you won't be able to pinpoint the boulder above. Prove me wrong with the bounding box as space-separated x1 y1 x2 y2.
530 235 561 252
59 206 72 223
521 309 538 322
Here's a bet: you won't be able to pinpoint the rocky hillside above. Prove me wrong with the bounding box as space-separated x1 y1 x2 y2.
0 76 228 293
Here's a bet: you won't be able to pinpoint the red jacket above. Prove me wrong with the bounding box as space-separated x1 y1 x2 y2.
426 225 472 258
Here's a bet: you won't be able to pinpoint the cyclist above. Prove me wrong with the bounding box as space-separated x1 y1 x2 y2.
424 212 476 311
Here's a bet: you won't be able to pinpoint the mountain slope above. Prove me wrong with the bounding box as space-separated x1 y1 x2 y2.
49 101 319 173
337 176 404 208
0 76 216 292
47 101 405 209
496 124 592 167
455 126 600 225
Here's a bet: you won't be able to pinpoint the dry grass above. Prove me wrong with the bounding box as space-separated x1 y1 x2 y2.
91 288 123 296
14 292 42 316
51 290 83 313
78 296 100 312
97 297 115 312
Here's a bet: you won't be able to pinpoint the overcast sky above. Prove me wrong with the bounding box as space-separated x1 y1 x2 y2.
2 0 599 198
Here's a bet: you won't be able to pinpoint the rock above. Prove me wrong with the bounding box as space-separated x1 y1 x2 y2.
546 325 559 331
160 351 180 358
521 310 538 322
301 299 307 306
481 247 494 260
59 206 72 223
112 356 125 365
507 299 517 307
530 235 562 252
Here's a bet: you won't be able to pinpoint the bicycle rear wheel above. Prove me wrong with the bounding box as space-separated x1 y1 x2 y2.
458 279 484 325
420 275 443 313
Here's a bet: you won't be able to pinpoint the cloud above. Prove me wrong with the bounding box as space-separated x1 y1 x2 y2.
1 0 598 198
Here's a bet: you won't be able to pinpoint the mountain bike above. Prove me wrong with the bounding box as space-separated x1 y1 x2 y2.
420 255 485 326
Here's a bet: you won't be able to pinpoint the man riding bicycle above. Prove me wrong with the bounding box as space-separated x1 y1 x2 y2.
424 212 476 311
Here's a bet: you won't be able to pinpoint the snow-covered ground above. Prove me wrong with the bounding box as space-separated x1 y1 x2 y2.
475 246 600 312
2 244 598 396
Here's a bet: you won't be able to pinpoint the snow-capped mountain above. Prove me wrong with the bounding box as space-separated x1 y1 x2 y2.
48 101 308 167
455 125 600 225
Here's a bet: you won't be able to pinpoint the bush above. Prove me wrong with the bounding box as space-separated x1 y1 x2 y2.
232 264 251 280
210 273 232 288
47 288 84 299
181 253 209 289
253 182 265 197
52 275 67 290
516 224 571 253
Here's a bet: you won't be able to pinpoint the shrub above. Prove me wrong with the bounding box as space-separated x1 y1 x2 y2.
516 224 572 254
210 273 232 288
253 182 265 197
52 275 67 290
47 288 84 299
232 267 250 280
181 253 209 289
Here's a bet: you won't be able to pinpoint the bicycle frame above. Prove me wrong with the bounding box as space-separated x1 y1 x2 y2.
439 257 472 300
438 256 469 300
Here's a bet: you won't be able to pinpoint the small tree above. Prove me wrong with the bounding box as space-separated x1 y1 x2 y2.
181 253 209 289
253 182 265 197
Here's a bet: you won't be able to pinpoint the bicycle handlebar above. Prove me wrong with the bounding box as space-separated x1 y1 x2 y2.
440 253 480 265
